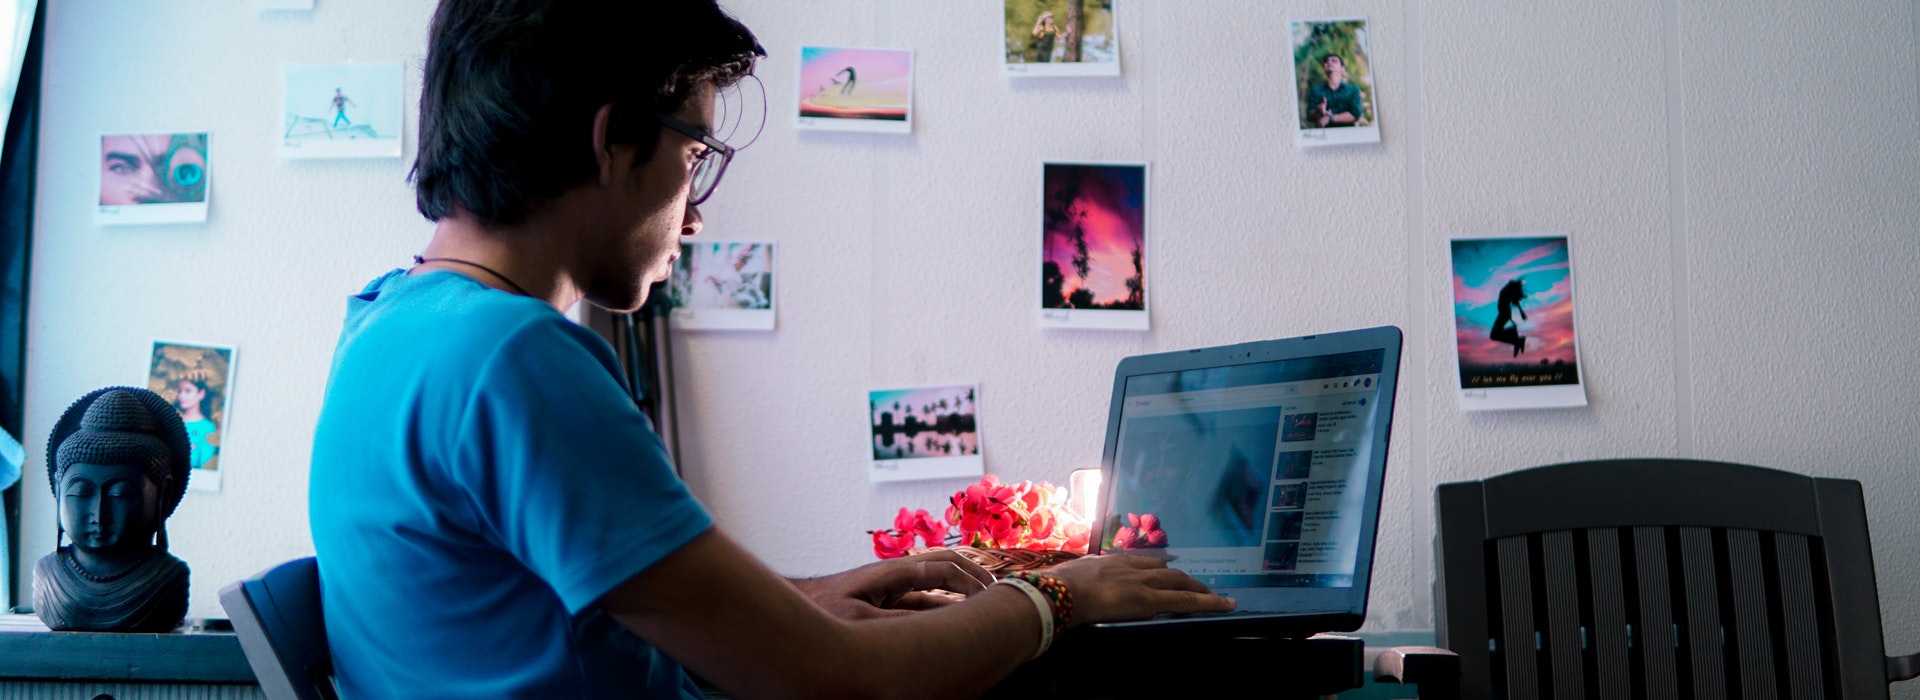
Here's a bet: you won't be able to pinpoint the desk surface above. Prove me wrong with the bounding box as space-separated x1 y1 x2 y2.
986 632 1364 699
0 614 256 683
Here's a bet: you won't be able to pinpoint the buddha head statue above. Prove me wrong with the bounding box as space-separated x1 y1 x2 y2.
34 386 192 632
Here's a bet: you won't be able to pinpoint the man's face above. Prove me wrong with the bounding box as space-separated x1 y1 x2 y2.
1324 56 1346 81
100 134 207 206
587 86 716 312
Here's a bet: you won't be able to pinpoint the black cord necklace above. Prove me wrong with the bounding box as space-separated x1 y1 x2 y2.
62 546 150 583
413 255 534 297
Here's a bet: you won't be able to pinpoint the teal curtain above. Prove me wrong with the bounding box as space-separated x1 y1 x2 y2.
0 0 44 611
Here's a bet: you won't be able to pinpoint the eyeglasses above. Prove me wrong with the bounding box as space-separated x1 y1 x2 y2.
653 111 734 206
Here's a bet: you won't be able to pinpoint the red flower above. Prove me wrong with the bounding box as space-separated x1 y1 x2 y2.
870 529 915 559
874 475 1096 558
1114 512 1167 550
908 509 950 549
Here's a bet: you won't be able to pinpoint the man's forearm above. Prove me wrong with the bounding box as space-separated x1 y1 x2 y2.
606 530 1038 700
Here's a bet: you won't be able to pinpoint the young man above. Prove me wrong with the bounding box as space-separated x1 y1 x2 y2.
308 2 1234 698
1307 53 1365 128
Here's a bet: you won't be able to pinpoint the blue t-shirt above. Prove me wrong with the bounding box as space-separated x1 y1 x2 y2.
183 417 217 470
310 270 713 699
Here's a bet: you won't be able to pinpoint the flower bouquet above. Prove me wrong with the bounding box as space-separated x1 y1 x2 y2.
869 475 1093 575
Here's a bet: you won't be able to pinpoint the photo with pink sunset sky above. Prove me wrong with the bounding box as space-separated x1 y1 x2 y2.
1450 236 1581 388
869 384 978 462
1041 162 1145 312
798 46 910 122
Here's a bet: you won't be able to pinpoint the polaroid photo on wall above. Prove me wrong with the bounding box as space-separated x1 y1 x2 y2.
1004 0 1121 77
1448 234 1588 411
668 240 775 331
281 62 404 159
796 46 913 134
147 340 237 493
868 384 985 483
1039 161 1148 331
1292 17 1381 148
97 132 209 226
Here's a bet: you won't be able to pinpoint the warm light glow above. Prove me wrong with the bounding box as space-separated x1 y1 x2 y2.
1067 468 1102 522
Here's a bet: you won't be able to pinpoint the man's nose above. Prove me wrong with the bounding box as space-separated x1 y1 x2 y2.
681 204 703 237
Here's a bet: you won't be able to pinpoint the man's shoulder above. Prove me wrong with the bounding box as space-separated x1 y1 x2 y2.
337 272 613 387
353 272 581 345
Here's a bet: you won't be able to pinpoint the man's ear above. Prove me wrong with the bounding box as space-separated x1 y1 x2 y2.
592 103 615 187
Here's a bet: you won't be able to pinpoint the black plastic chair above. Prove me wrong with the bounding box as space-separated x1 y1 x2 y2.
1379 458 1920 699
219 557 339 700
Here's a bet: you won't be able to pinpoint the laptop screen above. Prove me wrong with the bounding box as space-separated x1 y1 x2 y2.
1099 348 1388 592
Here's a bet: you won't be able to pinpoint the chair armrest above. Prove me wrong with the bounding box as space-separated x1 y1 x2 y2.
1374 646 1460 700
1891 650 1920 683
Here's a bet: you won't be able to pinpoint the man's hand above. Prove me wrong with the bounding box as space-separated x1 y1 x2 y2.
792 550 995 620
1041 554 1236 628
1316 99 1332 127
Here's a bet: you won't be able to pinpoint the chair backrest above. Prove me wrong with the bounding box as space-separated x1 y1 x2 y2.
219 557 339 700
1435 459 1893 700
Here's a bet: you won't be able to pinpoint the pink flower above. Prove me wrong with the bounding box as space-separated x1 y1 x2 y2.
1062 526 1091 554
908 509 950 549
892 507 917 532
1028 509 1057 541
874 474 1097 558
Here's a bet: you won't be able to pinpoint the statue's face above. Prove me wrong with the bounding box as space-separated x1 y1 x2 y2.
60 462 161 554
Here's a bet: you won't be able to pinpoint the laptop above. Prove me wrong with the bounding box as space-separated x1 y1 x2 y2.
1081 326 1402 638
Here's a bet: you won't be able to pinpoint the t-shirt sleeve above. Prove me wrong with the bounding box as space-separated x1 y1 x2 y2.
452 316 712 614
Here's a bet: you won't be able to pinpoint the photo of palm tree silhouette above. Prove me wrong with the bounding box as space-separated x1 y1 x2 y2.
1041 163 1145 311
869 385 979 461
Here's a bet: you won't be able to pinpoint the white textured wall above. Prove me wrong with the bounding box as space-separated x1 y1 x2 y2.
16 0 1920 682
18 1 436 618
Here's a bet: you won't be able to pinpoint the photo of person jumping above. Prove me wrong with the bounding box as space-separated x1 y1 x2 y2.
1489 278 1528 356
1449 236 1582 389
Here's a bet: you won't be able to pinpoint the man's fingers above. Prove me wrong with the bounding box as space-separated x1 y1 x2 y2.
901 550 993 589
882 559 988 596
1115 553 1172 569
1150 589 1236 615
891 590 965 611
858 606 917 620
1137 567 1214 594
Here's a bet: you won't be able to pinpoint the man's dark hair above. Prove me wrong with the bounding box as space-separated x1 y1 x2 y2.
412 1 762 225
1322 53 1343 67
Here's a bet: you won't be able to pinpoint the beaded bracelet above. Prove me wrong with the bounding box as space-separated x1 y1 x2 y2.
1005 571 1072 633
992 576 1054 659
